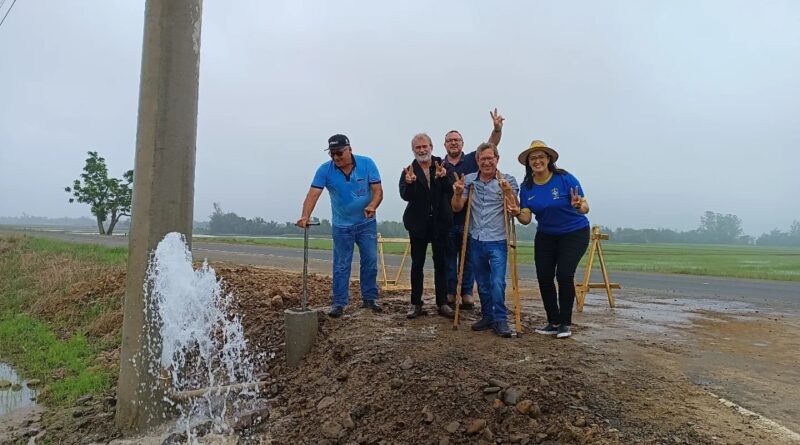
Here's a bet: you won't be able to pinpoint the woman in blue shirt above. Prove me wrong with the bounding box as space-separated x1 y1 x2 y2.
515 140 590 339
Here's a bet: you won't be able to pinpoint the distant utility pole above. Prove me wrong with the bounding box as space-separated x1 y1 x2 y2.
116 0 203 433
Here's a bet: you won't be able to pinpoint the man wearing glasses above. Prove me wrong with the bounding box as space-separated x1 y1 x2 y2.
297 134 384 318
452 142 519 338
443 109 505 311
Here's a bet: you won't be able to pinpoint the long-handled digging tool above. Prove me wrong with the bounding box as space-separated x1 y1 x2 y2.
301 219 321 310
503 201 523 337
453 185 473 330
284 218 320 367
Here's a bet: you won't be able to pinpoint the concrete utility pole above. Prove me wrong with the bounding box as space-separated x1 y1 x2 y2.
116 0 203 433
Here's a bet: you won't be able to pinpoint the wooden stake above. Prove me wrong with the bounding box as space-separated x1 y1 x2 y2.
453 185 473 329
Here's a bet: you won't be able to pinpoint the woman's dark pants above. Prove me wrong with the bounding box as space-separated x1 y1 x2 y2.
534 226 590 326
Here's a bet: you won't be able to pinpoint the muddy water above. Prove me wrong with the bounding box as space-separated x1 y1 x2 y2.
0 362 38 417
573 290 800 435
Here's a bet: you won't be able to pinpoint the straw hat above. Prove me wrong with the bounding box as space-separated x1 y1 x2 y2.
517 140 559 165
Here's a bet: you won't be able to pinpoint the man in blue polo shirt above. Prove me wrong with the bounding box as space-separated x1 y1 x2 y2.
297 134 384 318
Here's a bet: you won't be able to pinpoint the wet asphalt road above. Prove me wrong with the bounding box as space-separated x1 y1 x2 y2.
4 229 799 313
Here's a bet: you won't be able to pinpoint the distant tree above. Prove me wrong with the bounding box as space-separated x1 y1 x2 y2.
756 220 800 247
698 211 744 244
65 151 133 235
208 203 333 237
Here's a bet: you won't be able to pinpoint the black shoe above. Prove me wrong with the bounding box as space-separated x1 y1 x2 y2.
471 317 494 331
556 324 572 339
494 320 512 338
438 304 455 319
360 300 383 313
534 323 559 336
328 305 344 318
406 304 423 319
460 300 475 310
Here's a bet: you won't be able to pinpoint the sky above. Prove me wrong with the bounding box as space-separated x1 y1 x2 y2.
1 0 798 237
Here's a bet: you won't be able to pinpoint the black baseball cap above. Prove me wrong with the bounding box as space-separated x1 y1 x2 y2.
326 134 350 151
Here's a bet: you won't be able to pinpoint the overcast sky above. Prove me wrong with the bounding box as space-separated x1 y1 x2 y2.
1 1 798 236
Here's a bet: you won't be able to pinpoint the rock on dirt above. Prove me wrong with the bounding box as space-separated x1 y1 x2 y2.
444 421 460 434
317 395 335 410
467 418 487 435
321 420 343 439
504 386 523 405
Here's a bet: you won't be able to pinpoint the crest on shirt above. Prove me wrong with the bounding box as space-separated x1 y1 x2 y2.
551 187 560 200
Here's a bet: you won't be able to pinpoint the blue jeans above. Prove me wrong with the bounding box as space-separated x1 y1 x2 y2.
446 225 474 297
331 219 378 307
470 238 507 322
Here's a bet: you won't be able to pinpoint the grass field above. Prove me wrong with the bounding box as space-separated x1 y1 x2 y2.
199 236 800 282
0 236 124 405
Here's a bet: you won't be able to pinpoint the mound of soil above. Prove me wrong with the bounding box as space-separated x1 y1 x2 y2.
16 262 783 445
215 267 692 445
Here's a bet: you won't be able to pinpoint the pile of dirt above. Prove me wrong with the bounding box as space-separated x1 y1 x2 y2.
215 267 699 445
11 261 776 445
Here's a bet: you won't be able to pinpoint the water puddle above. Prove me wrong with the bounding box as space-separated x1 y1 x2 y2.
578 294 758 337
0 362 38 418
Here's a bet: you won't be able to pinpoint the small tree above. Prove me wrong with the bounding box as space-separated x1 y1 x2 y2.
65 151 133 235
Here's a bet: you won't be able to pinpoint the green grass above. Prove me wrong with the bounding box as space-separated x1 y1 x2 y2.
587 243 800 281
0 235 118 406
200 236 337 251
199 236 800 282
0 314 111 404
25 236 128 265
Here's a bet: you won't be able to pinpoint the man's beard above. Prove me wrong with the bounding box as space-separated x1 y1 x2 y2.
414 153 431 163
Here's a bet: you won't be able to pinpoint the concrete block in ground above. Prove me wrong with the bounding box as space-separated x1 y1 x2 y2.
284 308 318 367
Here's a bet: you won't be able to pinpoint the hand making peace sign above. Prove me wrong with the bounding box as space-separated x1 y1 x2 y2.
490 108 505 132
496 170 512 193
452 172 465 195
571 187 582 210
434 161 447 178
404 165 417 184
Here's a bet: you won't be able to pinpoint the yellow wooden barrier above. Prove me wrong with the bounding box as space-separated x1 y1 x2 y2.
575 226 621 311
377 233 412 291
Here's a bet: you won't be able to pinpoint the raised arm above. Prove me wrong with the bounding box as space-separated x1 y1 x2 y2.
487 108 504 146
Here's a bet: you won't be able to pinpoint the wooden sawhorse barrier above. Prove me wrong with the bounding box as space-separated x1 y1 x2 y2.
575 226 621 311
377 233 412 291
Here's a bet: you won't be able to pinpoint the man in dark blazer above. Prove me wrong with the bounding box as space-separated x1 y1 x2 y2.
399 133 455 319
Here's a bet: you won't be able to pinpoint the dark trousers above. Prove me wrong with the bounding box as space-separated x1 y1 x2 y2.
409 223 449 307
446 224 474 297
534 226 590 326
